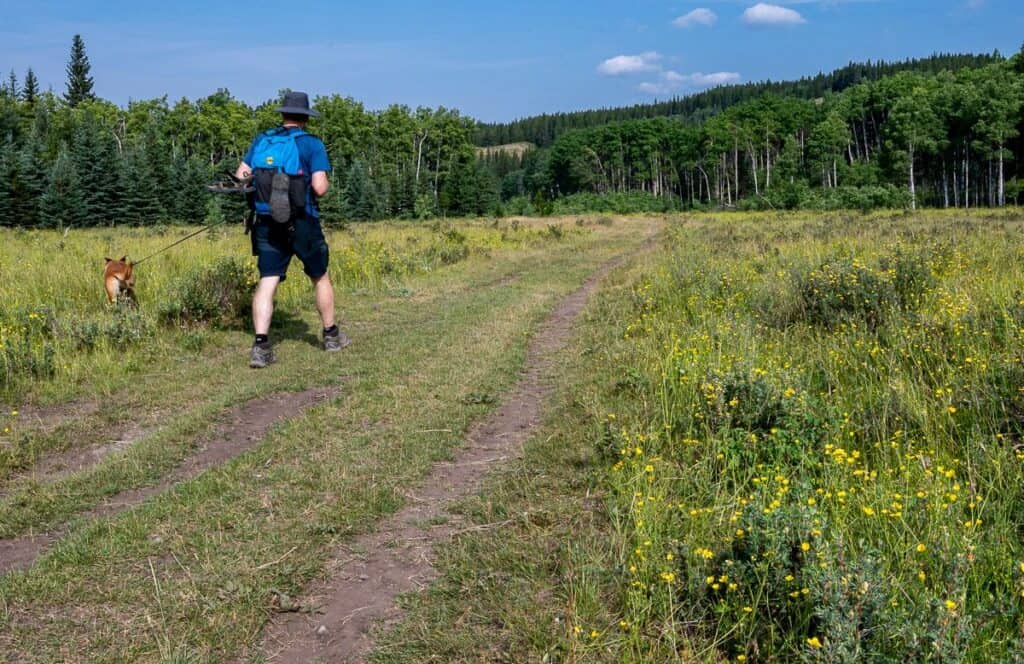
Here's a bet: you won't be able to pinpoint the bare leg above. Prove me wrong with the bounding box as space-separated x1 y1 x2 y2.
253 276 281 336
312 273 336 329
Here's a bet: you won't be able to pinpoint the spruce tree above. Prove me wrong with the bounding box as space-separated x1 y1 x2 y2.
40 148 82 230
121 144 162 224
0 142 11 225
317 170 346 226
343 160 379 221
21 69 38 105
71 112 119 224
17 131 48 227
167 154 209 223
5 70 17 99
64 34 95 107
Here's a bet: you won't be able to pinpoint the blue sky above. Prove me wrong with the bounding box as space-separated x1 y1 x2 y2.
2 0 1021 122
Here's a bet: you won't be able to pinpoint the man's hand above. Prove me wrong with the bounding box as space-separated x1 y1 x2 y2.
235 162 252 182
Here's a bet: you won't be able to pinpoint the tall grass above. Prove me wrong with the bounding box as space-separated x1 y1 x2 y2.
0 218 575 401
575 209 1024 661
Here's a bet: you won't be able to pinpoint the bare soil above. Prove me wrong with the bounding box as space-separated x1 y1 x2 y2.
257 252 634 663
0 387 340 575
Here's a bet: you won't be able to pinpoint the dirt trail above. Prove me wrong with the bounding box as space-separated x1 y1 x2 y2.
258 248 645 663
0 387 340 575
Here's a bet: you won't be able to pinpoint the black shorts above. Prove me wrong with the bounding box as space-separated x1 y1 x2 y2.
251 216 330 281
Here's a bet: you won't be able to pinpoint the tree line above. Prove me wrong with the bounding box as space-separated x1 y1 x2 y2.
486 49 1024 212
1 37 1022 227
475 52 1004 148
0 35 497 228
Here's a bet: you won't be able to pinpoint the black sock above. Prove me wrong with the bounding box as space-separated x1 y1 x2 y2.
323 324 338 336
255 334 269 346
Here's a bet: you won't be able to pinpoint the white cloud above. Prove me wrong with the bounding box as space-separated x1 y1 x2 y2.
597 52 662 76
638 70 741 96
673 8 718 28
686 71 742 86
741 3 807 25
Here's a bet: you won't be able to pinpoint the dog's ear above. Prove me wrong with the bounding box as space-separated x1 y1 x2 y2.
119 255 127 263
105 257 113 263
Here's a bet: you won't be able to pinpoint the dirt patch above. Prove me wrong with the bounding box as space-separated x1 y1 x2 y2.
16 424 152 486
5 400 100 436
257 249 644 663
0 387 341 575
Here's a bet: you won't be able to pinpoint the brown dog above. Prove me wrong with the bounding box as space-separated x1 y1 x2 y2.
104 256 136 305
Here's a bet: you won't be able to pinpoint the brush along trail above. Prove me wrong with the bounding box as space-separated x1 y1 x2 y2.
0 217 659 662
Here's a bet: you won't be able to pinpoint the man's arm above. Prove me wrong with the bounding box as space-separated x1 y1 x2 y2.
311 171 329 197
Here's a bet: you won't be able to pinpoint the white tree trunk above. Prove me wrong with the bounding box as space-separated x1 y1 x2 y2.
750 147 760 196
909 144 916 211
998 141 1005 207
942 159 949 208
964 146 970 210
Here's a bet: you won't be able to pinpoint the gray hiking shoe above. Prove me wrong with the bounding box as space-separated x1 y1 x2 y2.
250 342 276 368
323 327 351 352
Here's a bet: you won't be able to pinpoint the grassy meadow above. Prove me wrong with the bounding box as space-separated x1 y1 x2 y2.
4 209 1024 662
376 209 1024 663
0 214 658 662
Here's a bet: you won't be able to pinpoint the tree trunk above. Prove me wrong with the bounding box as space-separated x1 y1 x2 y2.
862 117 870 163
942 159 949 209
733 138 740 202
998 141 1005 207
909 144 916 211
414 131 427 187
749 145 760 196
988 159 994 207
953 165 959 208
964 145 970 210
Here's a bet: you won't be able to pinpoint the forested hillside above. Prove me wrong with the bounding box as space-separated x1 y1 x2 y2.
1 39 1022 227
489 49 1024 213
475 53 1003 148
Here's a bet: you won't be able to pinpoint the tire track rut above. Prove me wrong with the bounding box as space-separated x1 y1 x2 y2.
258 248 646 663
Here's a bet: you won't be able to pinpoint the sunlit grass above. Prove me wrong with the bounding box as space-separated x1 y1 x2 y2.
570 209 1024 661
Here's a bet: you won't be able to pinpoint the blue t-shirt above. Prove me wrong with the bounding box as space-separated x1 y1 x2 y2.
244 126 331 219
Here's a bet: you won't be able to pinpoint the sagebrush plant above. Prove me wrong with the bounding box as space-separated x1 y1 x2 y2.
572 210 1024 662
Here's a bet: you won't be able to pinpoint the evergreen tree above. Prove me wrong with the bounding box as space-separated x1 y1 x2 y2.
204 192 225 225
5 70 17 99
40 148 82 229
71 111 120 224
317 171 346 226
167 154 210 223
17 131 48 227
64 34 95 107
343 160 379 221
0 142 12 225
21 69 38 105
120 145 162 224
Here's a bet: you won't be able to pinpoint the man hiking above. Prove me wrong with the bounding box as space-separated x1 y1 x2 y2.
235 91 350 368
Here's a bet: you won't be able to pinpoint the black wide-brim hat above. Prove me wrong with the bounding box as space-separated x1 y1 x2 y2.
275 91 321 117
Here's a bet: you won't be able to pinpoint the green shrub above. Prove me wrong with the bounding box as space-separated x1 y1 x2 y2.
159 257 255 328
795 256 896 329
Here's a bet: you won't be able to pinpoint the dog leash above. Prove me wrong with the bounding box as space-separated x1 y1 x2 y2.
131 218 232 266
